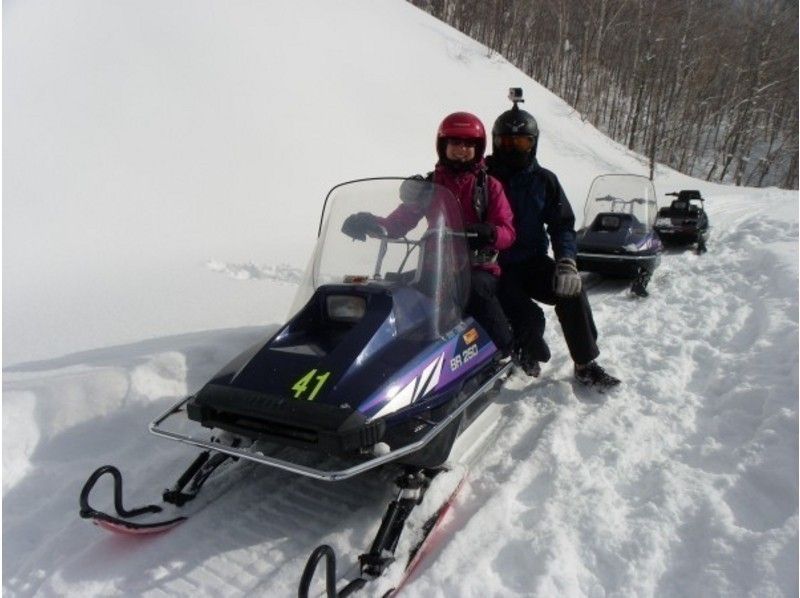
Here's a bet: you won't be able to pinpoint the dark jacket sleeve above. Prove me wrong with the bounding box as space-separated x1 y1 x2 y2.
541 170 577 260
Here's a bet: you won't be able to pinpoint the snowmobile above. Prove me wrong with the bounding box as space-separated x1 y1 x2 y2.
654 189 709 253
79 177 513 595
576 174 663 297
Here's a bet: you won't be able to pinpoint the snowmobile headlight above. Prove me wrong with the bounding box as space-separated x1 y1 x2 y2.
656 217 672 226
326 295 366 323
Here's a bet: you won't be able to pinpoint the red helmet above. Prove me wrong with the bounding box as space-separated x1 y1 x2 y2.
436 112 486 162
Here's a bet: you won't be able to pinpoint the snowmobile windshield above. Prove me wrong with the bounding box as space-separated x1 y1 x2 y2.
582 174 659 232
291 178 471 332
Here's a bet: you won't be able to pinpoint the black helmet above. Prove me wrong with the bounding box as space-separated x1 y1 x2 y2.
492 88 539 172
492 104 539 157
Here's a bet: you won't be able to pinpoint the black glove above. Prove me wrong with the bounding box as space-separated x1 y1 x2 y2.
341 212 384 241
465 223 496 250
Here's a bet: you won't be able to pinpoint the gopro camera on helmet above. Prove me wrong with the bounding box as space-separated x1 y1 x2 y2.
493 87 540 161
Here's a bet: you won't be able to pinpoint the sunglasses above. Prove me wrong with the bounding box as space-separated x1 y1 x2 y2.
446 138 479 148
494 135 535 151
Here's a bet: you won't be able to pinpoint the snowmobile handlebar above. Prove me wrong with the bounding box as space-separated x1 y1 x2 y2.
666 190 705 201
361 227 476 242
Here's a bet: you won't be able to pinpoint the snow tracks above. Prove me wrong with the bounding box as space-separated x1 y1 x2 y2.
397 196 798 597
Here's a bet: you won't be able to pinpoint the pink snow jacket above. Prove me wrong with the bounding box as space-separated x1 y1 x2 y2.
378 161 516 277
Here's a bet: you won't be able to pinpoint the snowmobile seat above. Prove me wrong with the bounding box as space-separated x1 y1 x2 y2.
589 212 639 233
669 200 690 214
677 190 702 201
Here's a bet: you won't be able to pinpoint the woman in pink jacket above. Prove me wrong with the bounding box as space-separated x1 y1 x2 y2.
343 112 517 355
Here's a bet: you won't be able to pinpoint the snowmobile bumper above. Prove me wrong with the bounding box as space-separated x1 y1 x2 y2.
576 251 660 278
654 226 708 244
149 361 512 482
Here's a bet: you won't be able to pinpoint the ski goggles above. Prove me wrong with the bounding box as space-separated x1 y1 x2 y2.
494 135 535 151
446 138 479 148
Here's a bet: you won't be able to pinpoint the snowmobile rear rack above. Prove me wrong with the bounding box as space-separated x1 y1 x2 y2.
149 361 512 482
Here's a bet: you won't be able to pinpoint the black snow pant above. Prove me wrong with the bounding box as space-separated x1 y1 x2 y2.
499 256 599 366
465 269 514 354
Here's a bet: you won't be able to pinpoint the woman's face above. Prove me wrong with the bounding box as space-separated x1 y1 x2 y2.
445 138 477 163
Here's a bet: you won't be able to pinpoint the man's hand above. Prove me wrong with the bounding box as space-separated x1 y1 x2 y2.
553 257 582 297
342 212 384 241
466 223 496 249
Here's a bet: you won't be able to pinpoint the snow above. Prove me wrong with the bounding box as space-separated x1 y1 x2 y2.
3 0 798 596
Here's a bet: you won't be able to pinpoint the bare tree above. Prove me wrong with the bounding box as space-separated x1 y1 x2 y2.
408 0 798 188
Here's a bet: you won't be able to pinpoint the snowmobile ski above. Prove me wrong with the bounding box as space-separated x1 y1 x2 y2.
79 436 246 535
297 465 468 597
388 469 468 596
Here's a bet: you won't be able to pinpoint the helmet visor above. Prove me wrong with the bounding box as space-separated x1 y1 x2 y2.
494 135 534 152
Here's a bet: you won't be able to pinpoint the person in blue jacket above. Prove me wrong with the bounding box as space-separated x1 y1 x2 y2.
487 91 620 388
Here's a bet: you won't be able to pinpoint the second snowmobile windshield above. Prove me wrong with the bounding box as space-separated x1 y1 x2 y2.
292 178 471 330
582 174 659 231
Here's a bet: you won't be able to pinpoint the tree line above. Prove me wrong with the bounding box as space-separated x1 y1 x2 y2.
410 0 798 189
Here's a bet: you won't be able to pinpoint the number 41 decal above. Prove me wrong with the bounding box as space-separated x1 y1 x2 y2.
291 369 331 401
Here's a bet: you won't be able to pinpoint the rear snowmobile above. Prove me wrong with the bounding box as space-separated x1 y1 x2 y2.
576 174 663 296
79 177 512 594
654 189 709 253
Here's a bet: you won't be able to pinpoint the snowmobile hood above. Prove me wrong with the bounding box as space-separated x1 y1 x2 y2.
577 213 662 255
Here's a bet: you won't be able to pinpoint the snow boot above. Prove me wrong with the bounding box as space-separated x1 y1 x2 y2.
574 361 620 389
513 348 541 377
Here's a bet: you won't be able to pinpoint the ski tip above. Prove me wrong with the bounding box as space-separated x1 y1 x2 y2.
92 516 186 535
